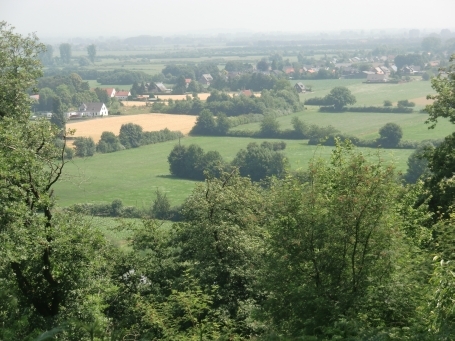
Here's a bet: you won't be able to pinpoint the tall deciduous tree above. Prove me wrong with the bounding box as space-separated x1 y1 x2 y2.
325 86 356 110
0 22 109 335
378 122 403 147
59 43 71 64
262 141 417 336
87 43 96 63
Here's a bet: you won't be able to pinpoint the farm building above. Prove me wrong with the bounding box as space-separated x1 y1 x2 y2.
105 88 116 97
294 82 306 93
151 82 171 93
199 74 213 86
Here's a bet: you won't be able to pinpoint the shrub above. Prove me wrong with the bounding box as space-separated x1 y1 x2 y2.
73 137 96 157
119 123 143 148
96 131 123 153
397 99 416 108
378 122 403 147
383 100 393 107
151 189 171 219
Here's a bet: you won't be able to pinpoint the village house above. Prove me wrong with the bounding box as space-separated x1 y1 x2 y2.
294 82 306 93
115 91 131 100
151 82 171 93
185 79 192 88
199 74 213 86
78 102 109 117
105 88 116 97
363 70 388 82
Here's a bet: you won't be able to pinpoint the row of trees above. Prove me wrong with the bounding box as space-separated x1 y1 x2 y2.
39 43 96 66
72 124 183 157
152 87 301 118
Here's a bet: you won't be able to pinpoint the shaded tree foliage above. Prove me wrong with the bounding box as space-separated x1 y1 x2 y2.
119 123 143 148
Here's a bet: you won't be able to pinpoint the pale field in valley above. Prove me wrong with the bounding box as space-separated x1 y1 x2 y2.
67 113 197 144
120 92 261 106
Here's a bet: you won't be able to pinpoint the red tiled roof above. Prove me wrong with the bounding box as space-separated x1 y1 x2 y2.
105 88 115 96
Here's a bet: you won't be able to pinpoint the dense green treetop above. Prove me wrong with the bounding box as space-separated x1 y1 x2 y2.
325 86 357 110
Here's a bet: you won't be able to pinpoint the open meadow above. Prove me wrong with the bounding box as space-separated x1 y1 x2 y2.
298 78 435 108
231 107 454 141
55 135 415 208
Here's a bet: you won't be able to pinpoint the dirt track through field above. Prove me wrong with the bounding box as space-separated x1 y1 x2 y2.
67 113 197 143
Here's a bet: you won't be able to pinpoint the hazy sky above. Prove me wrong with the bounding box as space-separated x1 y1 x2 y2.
2 0 455 39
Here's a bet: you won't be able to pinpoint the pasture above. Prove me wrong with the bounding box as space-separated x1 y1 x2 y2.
231 107 454 141
298 78 435 108
54 136 415 208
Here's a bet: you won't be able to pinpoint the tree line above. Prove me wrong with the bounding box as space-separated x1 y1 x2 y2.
71 124 183 158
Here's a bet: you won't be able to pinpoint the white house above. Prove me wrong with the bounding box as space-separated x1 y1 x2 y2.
78 102 109 117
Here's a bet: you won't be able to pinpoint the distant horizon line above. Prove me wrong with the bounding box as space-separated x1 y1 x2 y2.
36 26 455 42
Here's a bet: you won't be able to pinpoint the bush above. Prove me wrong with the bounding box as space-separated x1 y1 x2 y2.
96 131 124 153
151 189 171 219
383 100 393 107
73 137 96 157
397 99 416 108
232 142 289 182
378 122 403 147
65 147 75 159
119 123 143 148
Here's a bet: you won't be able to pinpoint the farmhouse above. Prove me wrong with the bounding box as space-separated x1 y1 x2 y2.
294 82 306 93
151 82 171 93
79 102 109 117
199 74 213 86
363 71 388 82
105 88 116 97
185 79 192 88
115 91 131 100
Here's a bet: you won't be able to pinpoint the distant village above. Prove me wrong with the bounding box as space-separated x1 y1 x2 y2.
31 53 438 121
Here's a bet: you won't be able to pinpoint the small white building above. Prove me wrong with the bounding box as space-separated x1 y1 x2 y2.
79 102 108 117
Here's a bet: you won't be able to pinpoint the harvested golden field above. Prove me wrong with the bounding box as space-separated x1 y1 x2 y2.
407 96 434 106
120 101 148 107
67 113 197 143
155 93 212 101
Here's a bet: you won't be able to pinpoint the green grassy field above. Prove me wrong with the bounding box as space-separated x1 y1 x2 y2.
83 216 172 249
231 108 454 141
297 78 435 108
54 135 416 208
